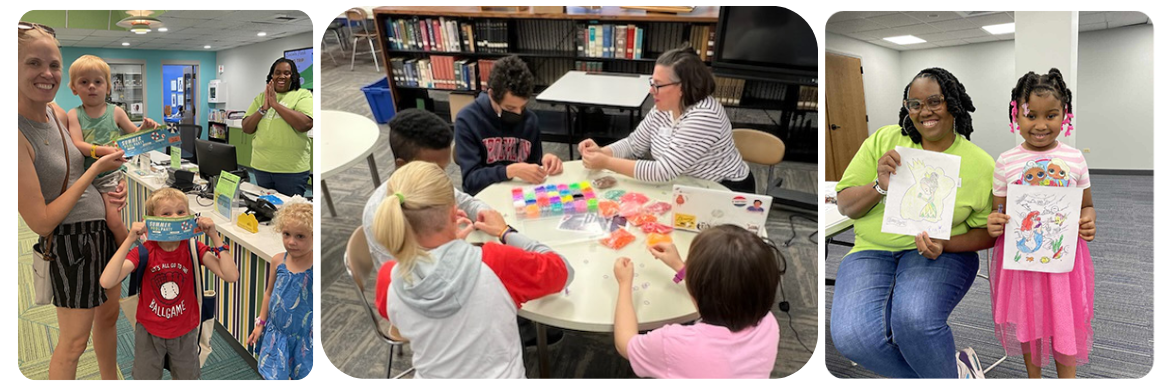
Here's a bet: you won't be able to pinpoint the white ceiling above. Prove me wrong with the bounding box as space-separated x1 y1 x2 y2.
54 10 312 51
827 11 1151 51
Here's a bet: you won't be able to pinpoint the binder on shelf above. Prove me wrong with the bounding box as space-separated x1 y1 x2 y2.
634 27 644 59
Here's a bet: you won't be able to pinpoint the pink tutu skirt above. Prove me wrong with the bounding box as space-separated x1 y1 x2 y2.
989 236 1095 367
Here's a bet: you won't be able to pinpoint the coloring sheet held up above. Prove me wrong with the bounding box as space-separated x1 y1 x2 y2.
1003 184 1081 273
881 146 961 240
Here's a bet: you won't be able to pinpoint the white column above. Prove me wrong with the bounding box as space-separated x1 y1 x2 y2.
1015 12 1078 147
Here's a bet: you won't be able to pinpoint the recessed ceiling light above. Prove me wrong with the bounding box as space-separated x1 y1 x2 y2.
257 32 267 37
122 42 130 46
982 22 1015 35
883 35 926 45
204 45 211 49
158 27 168 32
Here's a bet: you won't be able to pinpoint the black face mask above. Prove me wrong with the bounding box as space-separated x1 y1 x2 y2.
498 108 523 126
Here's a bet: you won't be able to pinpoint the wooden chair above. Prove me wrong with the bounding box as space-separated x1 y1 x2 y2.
731 128 786 194
344 227 413 379
345 8 380 71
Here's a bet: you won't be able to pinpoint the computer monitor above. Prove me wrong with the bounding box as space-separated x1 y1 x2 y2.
195 138 238 184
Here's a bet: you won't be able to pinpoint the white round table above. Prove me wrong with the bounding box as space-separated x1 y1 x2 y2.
472 160 728 377
319 110 382 217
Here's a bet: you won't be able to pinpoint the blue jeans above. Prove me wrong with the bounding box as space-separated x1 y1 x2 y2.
830 250 979 378
253 169 311 197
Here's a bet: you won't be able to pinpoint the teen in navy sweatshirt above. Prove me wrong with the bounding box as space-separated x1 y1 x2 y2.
455 56 562 195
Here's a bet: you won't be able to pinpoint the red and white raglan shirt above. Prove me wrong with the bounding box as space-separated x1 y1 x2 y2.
126 240 212 339
374 233 572 378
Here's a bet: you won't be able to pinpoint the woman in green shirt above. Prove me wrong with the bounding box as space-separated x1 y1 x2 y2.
829 68 996 378
243 58 314 196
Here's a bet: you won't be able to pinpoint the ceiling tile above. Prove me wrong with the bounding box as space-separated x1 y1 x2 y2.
963 36 1000 44
88 30 132 38
962 13 1016 28
919 28 990 42
826 18 888 34
929 18 978 32
932 39 968 47
900 41 938 51
869 13 924 28
903 11 964 23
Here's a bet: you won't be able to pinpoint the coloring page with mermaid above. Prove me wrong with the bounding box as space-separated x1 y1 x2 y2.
1003 184 1081 273
881 146 961 240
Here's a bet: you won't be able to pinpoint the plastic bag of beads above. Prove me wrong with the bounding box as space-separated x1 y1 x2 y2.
599 228 636 250
592 176 618 190
646 233 673 247
620 192 650 205
618 201 644 218
628 214 658 227
642 201 672 215
603 189 627 201
598 200 620 218
639 221 674 234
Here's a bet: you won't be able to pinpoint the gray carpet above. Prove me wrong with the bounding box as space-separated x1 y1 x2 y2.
318 49 818 378
824 174 1154 378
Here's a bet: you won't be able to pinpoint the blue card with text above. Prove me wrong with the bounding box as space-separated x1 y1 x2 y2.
145 216 200 242
115 127 181 157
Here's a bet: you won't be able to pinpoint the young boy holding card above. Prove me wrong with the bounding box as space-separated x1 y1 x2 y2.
66 55 160 245
99 188 239 379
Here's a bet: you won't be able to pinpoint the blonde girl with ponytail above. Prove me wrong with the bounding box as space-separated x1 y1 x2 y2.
371 161 574 378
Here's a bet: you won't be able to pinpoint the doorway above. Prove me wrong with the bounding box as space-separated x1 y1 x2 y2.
825 52 869 181
162 63 198 128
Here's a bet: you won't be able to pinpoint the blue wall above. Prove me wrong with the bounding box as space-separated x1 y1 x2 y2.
56 47 217 137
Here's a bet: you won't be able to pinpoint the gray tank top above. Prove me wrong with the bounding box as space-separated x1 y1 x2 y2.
19 106 106 225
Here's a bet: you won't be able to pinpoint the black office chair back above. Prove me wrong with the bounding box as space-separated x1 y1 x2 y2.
176 124 204 163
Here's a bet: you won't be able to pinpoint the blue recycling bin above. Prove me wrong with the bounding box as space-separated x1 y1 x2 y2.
361 77 397 124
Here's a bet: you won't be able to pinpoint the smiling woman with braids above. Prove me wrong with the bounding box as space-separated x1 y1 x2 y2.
242 58 314 196
829 68 996 378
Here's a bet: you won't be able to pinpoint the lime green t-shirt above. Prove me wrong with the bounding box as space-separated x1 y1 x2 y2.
245 88 313 173
835 125 995 254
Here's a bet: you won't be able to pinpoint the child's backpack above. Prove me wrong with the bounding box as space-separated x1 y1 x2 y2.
119 238 217 369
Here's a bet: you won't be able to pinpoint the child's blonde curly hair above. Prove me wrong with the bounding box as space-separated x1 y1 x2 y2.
273 203 313 234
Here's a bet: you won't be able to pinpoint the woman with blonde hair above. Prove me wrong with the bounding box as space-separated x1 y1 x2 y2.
371 161 573 378
17 23 128 379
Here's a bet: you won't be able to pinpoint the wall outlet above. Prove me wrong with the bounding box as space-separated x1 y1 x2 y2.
1083 148 1091 153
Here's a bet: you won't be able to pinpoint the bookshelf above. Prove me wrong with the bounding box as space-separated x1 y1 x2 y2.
372 6 816 163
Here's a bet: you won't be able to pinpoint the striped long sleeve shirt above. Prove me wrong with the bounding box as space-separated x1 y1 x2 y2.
608 96 750 183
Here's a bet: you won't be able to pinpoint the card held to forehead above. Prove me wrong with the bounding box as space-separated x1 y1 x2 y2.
145 215 200 242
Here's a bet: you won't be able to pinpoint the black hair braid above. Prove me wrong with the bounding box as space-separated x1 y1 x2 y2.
1009 68 1072 122
898 67 976 144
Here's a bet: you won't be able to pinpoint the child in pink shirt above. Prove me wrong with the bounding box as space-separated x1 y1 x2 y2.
612 224 781 378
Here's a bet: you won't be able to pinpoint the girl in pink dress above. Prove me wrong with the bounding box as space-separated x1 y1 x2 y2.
987 68 1095 378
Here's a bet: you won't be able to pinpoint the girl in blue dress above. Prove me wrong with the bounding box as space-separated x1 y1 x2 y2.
248 202 314 379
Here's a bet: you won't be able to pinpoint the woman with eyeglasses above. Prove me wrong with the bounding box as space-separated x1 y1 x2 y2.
242 58 313 197
17 23 128 380
577 47 754 193
829 68 996 378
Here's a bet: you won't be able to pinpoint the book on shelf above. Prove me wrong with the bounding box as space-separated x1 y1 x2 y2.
634 27 644 59
432 18 444 52
576 24 586 56
625 25 635 59
706 25 716 60
615 25 627 61
479 59 495 89
602 24 612 58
